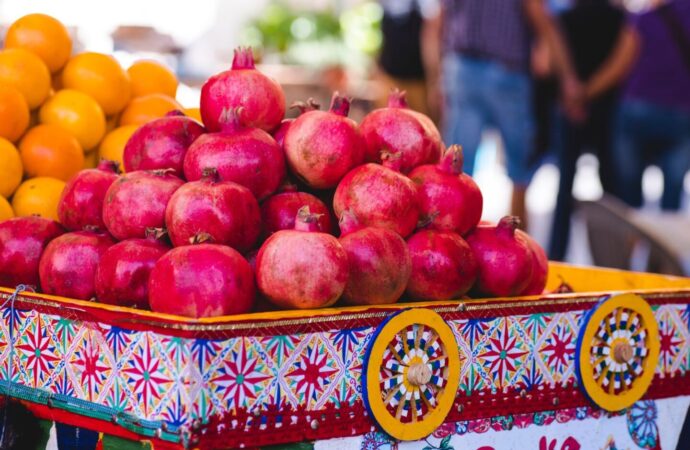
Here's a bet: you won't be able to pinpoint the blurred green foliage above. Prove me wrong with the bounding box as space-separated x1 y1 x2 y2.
241 1 382 67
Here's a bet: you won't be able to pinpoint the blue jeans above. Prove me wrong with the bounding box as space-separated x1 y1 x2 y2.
442 54 535 185
613 100 690 210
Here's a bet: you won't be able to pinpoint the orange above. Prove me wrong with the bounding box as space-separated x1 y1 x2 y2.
12 176 65 221
0 85 30 142
127 60 178 98
62 52 131 115
83 149 99 169
99 125 138 171
0 48 51 109
0 138 23 198
4 13 72 74
184 107 202 123
19 124 84 181
119 93 182 126
0 196 13 221
39 89 106 150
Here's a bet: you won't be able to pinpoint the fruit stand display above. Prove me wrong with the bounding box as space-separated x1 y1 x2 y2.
1 12 690 450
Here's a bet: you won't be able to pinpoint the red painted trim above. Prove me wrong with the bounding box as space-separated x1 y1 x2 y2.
22 402 182 450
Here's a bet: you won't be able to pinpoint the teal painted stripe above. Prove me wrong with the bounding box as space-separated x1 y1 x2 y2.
0 382 184 445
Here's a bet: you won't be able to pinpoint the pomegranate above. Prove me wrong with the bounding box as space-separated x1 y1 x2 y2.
0 217 64 288
517 230 549 295
284 92 365 189
200 47 285 132
338 212 411 305
256 207 349 309
406 229 478 301
165 169 260 252
260 191 332 238
333 163 419 237
103 170 184 240
148 241 255 318
409 145 483 236
123 110 205 177
272 98 320 150
38 231 115 300
58 160 119 232
465 216 533 297
94 229 169 308
183 109 285 200
359 89 443 173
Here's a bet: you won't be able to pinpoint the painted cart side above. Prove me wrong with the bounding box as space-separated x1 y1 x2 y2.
0 263 688 449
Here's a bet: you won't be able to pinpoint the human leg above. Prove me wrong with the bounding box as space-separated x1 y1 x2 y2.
442 55 487 176
611 102 645 208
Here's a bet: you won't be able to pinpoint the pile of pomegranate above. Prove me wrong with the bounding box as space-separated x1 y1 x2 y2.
0 48 548 318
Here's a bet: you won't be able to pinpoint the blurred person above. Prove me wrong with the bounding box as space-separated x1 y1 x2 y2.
549 0 638 260
375 0 440 118
423 0 583 227
609 0 690 211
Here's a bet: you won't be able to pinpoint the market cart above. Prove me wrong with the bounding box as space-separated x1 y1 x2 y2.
1 262 689 449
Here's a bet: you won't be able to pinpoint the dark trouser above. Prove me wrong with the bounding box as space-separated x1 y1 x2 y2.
612 100 690 210
549 99 617 261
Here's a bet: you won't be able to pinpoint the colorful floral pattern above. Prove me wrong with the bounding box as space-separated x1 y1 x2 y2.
0 303 686 435
626 400 659 449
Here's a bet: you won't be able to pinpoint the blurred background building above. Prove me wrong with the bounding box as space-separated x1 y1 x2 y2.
1 0 688 273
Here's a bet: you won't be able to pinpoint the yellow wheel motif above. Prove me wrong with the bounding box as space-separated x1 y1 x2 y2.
363 309 461 441
577 293 659 412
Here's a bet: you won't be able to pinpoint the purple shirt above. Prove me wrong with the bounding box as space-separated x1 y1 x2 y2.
441 0 531 71
624 1 690 112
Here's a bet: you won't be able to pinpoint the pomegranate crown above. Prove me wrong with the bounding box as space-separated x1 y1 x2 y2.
96 158 121 174
218 106 245 132
189 232 215 245
295 206 324 232
497 216 521 236
388 88 409 108
329 92 351 117
338 210 362 236
201 167 221 183
290 98 321 114
441 145 465 174
145 227 168 241
232 47 256 70
165 110 186 118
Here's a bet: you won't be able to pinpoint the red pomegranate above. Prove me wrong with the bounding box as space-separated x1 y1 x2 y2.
333 163 419 237
103 170 184 240
465 216 533 297
339 213 411 305
256 207 349 309
359 89 443 173
38 231 115 300
123 110 205 177
58 160 119 231
0 217 64 288
94 229 169 308
409 145 483 236
284 92 365 189
165 169 260 252
183 108 285 200
260 191 332 238
406 229 478 301
517 230 549 295
148 242 255 318
200 47 285 132
272 98 320 150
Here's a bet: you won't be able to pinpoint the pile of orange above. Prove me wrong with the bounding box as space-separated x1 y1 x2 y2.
0 13 195 222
